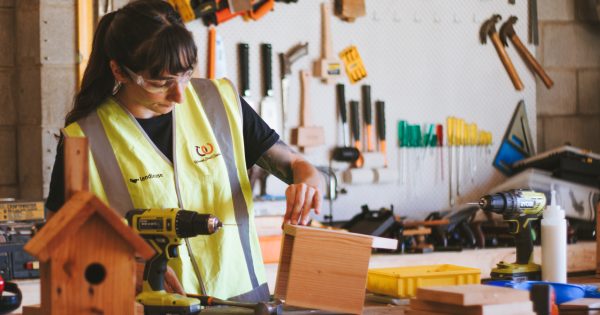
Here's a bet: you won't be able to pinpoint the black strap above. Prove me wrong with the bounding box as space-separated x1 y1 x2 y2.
0 281 22 314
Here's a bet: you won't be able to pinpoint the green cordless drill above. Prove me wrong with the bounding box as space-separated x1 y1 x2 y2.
478 189 547 281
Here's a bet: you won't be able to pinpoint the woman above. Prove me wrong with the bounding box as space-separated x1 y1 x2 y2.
45 0 323 302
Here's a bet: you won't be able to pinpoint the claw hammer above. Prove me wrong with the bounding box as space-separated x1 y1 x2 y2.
480 15 524 91
499 16 553 89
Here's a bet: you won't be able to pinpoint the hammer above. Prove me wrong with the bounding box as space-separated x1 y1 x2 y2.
480 14 524 91
500 16 553 89
189 293 283 315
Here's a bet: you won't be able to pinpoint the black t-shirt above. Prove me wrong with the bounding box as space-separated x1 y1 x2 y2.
45 97 278 212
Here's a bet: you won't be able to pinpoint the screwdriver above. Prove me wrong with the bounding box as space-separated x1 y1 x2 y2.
436 124 444 181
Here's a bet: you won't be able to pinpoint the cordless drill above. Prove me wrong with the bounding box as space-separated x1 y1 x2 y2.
478 189 546 281
126 208 222 315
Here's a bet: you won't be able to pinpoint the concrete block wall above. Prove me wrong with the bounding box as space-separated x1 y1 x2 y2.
537 1 600 153
14 1 76 200
0 0 18 198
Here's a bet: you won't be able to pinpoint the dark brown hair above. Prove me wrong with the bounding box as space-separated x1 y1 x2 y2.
65 0 197 125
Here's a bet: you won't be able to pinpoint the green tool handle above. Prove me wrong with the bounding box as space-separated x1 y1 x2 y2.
513 217 534 265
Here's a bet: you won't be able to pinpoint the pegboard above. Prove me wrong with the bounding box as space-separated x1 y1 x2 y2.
186 0 537 221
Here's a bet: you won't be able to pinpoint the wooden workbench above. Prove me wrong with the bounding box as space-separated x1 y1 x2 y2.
14 242 597 314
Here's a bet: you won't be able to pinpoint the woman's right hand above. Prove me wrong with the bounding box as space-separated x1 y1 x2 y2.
135 262 185 295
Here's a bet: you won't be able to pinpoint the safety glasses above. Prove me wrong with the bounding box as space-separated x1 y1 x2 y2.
122 65 193 94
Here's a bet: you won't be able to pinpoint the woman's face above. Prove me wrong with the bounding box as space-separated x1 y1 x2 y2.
120 68 193 118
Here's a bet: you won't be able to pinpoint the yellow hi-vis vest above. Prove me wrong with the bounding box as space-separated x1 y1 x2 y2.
63 79 269 302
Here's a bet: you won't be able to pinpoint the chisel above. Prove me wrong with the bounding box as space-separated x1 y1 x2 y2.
332 84 359 162
362 85 374 152
350 100 364 167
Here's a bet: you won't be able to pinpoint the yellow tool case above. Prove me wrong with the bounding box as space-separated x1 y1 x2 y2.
367 264 481 298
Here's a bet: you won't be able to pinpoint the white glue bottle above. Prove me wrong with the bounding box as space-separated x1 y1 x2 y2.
541 188 567 283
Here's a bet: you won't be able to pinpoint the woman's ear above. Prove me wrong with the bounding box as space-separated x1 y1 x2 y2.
109 60 128 83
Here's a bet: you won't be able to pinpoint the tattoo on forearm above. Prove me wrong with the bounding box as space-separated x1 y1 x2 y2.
256 140 295 184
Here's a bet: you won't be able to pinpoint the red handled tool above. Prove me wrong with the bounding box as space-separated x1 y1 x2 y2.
436 124 444 181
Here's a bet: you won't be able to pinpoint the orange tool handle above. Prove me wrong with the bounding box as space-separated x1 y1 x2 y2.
491 32 524 91
247 0 273 20
207 27 216 79
510 34 553 89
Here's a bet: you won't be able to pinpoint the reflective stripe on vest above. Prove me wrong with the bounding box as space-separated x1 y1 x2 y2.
190 79 259 289
66 78 268 301
78 112 134 214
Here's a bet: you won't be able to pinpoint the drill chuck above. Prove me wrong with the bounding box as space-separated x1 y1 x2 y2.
175 211 222 238
478 194 507 214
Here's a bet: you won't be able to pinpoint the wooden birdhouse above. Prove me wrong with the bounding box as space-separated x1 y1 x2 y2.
274 224 397 314
24 191 154 315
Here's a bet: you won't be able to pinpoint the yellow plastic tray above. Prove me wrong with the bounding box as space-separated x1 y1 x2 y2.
367 264 481 298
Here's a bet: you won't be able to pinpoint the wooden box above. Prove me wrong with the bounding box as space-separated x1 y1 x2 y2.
274 224 397 314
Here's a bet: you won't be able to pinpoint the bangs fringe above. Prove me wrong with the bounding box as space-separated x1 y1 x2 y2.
134 25 197 78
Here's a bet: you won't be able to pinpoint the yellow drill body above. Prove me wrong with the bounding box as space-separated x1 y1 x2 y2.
478 189 547 281
126 208 222 315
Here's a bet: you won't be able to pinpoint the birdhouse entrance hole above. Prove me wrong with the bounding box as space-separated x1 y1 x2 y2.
85 263 106 285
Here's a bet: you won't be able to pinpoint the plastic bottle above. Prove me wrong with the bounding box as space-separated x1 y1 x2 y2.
541 188 567 283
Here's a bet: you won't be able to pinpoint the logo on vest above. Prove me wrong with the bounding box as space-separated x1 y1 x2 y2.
194 143 221 164
129 173 164 184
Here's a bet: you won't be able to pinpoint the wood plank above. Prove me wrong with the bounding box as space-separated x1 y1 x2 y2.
416 285 530 306
560 298 600 310
406 309 451 315
402 228 432 236
63 136 89 200
22 305 43 315
407 308 536 315
410 298 533 315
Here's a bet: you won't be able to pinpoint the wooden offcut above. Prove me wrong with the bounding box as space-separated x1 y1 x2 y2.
409 298 534 315
26 302 146 315
334 0 366 22
274 224 397 314
23 191 154 315
560 298 600 311
415 284 530 306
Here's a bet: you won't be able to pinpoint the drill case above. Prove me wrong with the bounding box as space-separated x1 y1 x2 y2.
513 145 600 188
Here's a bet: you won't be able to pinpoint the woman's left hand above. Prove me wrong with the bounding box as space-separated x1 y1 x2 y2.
256 140 324 226
284 182 321 225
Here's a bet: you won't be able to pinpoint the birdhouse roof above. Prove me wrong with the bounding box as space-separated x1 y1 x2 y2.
25 191 154 262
